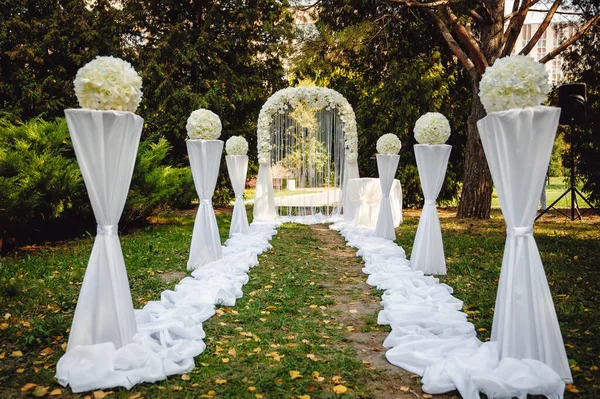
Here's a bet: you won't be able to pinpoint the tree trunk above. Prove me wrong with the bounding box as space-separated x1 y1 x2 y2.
456 0 504 219
456 80 493 218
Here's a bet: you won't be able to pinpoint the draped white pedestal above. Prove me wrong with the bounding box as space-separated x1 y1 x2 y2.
477 106 572 382
345 178 402 228
226 155 250 237
187 140 224 270
56 109 142 387
410 144 452 275
253 162 277 220
375 154 400 240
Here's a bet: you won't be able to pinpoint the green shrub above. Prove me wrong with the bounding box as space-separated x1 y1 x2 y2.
0 118 195 252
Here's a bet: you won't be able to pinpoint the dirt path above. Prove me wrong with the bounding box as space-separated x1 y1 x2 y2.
309 224 459 399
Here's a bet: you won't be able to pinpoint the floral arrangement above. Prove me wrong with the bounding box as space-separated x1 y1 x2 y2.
74 56 143 113
413 112 451 144
479 55 551 113
256 87 358 164
376 133 401 155
186 109 222 140
226 136 249 155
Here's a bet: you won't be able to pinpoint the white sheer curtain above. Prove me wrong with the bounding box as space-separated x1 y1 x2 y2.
477 106 571 382
253 162 277 220
62 109 142 351
226 155 250 237
345 177 402 228
410 144 452 275
375 154 400 240
187 140 224 270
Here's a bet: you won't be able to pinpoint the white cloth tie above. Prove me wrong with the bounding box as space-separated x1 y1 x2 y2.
382 193 390 198
424 199 436 206
360 195 367 205
235 195 244 200
96 224 117 236
507 226 533 238
200 198 212 206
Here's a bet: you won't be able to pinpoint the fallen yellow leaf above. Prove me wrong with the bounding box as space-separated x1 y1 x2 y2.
255 395 263 399
333 385 348 394
228 348 237 357
349 309 357 314
331 375 345 384
400 386 410 392
290 370 302 380
181 374 190 381
566 384 579 394
32 386 49 397
307 353 318 361
297 395 311 399
221 357 229 363
50 389 62 396
591 365 599 371
16 368 24 373
172 386 182 391
248 386 256 391
21 383 37 392
215 379 227 385
0 352 5 359
93 390 108 399
11 350 23 357
423 394 433 398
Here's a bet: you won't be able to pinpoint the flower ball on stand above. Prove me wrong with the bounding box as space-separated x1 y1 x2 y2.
410 112 452 275
57 56 145 390
225 136 250 237
185 108 225 270
475 54 572 381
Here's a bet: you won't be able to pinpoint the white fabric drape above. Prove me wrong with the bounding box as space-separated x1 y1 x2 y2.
62 109 142 351
342 158 360 214
345 178 402 228
410 144 452 275
226 155 250 237
187 140 224 270
253 162 277 220
477 106 571 382
375 154 400 240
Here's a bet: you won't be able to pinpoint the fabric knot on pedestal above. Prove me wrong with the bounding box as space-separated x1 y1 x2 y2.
424 199 436 206
507 226 533 238
97 224 118 236
382 193 390 198
360 195 367 205
236 195 244 200
200 198 212 206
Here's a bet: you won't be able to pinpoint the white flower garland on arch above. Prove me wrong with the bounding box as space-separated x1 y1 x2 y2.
256 87 358 164
253 86 360 221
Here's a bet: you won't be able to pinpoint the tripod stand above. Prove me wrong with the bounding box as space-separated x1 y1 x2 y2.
536 127 599 221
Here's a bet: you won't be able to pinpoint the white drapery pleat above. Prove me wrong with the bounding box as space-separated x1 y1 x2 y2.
226 155 250 237
410 144 452 275
375 154 400 240
187 140 224 270
62 109 142 352
253 162 277 220
477 106 571 382
345 178 402 228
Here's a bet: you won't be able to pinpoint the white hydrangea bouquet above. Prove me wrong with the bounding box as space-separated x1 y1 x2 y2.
376 133 401 155
186 109 222 140
414 112 451 144
226 136 249 155
479 55 551 113
74 56 143 112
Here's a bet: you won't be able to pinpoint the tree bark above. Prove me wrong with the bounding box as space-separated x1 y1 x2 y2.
456 0 504 218
457 79 493 218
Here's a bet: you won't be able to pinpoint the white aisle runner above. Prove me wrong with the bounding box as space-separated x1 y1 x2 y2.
327 219 566 399
56 221 279 393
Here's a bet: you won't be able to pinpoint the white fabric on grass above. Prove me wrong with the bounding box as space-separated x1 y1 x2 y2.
410 144 452 275
56 220 279 393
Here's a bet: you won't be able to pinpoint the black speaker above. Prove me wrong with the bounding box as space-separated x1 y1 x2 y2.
558 83 587 125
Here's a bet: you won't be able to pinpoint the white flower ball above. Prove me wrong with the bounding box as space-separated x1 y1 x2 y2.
226 136 248 155
186 109 222 140
376 133 402 155
74 56 143 113
413 112 451 144
479 55 551 113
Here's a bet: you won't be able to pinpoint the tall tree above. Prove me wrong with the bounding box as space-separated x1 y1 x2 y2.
290 2 471 206
387 0 600 218
123 0 295 163
0 0 126 121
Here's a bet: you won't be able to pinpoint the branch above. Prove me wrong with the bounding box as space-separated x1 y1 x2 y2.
504 0 542 21
446 7 488 73
426 8 478 79
519 0 562 56
478 0 493 22
468 9 483 22
539 11 600 63
503 0 537 56
388 0 454 7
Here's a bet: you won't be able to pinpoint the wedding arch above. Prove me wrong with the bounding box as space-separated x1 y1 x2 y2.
253 87 360 220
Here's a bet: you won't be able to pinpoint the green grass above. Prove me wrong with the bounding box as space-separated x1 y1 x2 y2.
1 206 599 397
